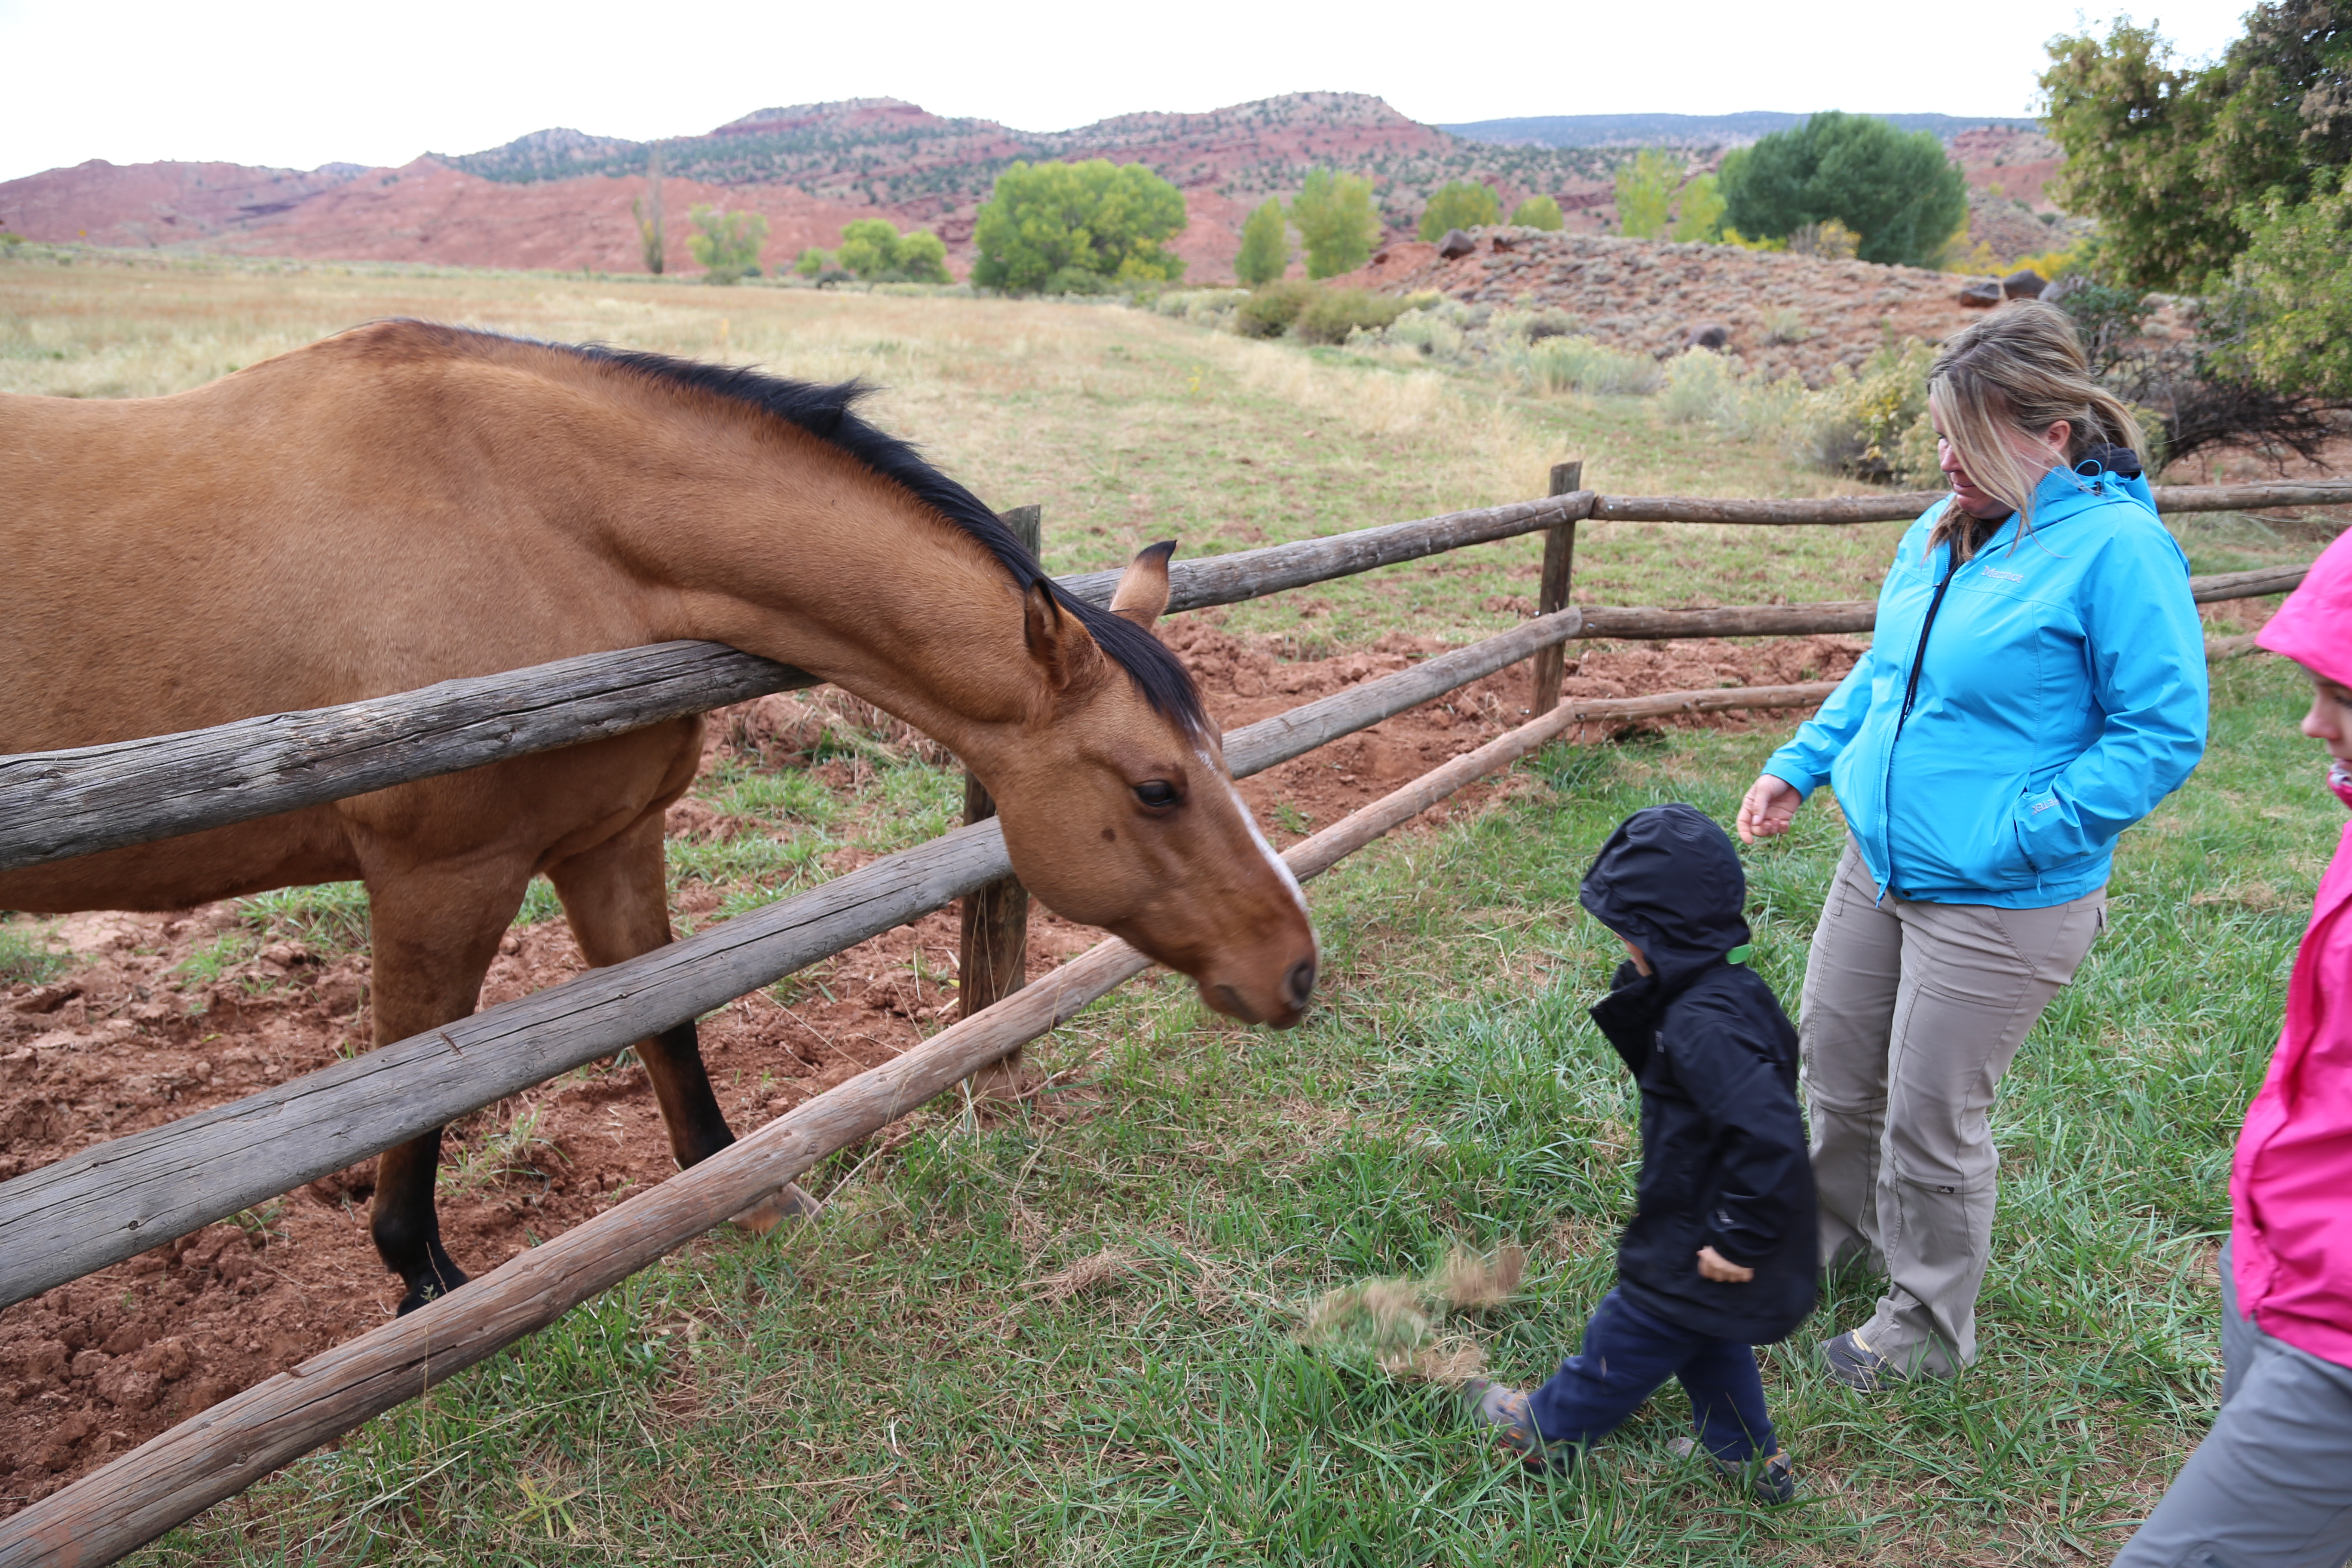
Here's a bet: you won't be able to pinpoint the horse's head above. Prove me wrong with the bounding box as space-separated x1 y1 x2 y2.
982 545 1320 1028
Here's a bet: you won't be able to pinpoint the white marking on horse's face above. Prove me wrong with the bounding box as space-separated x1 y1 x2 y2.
1198 742 1314 941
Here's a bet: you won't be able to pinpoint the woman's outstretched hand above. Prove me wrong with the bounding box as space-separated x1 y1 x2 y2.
1736 775 1802 844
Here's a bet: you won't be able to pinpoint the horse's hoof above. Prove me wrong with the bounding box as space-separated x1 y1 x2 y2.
731 1182 822 1234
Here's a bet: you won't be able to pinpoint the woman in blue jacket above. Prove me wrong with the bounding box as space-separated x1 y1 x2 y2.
1736 300 2208 1388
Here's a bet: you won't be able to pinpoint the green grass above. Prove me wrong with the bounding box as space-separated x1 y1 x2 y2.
0 919 67 986
132 654 2328 1567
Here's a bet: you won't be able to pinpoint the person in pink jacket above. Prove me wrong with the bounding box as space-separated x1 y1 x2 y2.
2115 529 2352 1568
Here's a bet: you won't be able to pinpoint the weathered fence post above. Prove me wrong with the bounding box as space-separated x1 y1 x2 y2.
1531 460 1583 714
958 504 1041 1094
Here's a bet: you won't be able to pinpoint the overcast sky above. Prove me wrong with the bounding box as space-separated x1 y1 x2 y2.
0 0 2262 184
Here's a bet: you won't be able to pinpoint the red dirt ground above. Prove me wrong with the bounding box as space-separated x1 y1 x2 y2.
0 628 1862 1510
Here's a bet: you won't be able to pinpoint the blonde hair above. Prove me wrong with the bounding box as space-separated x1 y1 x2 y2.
1926 299 2147 560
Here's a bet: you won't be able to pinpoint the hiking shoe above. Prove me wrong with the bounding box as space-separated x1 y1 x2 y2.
1821 1329 1897 1392
1461 1379 1565 1475
1668 1436 1800 1505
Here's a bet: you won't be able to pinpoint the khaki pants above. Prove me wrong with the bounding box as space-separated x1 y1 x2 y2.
1800 841 2105 1375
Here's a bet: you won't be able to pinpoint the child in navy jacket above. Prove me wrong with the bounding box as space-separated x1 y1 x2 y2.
1466 804 1816 1502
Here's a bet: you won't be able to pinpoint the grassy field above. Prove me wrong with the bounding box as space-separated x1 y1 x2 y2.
3 250 2338 1564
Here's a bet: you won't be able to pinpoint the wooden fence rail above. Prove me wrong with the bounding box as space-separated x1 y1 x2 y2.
0 675 1840 1568
0 603 1611 1309
6 480 2338 876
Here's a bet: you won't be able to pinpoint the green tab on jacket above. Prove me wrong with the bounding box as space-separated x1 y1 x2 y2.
1724 943 1753 965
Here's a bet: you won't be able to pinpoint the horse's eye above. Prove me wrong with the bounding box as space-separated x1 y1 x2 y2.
1133 780 1179 809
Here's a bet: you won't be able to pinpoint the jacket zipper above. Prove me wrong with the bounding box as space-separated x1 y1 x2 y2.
1877 549 1962 897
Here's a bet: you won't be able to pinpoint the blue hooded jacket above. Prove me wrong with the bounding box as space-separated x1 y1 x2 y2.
1763 460 2207 906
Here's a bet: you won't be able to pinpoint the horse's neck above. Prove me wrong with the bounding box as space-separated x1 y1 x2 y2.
589 422 1041 771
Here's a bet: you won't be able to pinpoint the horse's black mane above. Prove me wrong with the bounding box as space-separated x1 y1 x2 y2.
566 340 1205 735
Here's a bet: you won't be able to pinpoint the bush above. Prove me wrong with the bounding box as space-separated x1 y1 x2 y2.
2204 164 2352 401
1419 182 1500 240
1510 195 1564 231
687 205 769 285
1235 198 1291 286
1234 280 1320 338
793 247 831 279
971 160 1186 294
1516 336 1664 397
1383 307 1467 359
1294 288 1410 345
1717 112 1968 267
1291 171 1379 279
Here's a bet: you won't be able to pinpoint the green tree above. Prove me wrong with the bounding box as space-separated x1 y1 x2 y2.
793 247 830 279
1672 173 1726 242
632 141 665 275
2040 3 2352 291
1613 150 1678 239
1234 198 1292 285
833 219 952 283
1418 181 1500 240
1510 194 1564 230
686 205 768 284
2206 165 2352 399
1715 112 1967 266
1291 170 1379 279
970 160 1186 294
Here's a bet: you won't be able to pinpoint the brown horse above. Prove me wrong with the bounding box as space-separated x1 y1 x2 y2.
0 320 1317 1313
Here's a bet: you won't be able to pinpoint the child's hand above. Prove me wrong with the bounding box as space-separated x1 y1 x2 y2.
1697 1246 1754 1283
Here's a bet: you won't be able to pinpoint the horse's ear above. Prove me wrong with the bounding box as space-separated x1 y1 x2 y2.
1023 580 1101 693
1109 539 1177 629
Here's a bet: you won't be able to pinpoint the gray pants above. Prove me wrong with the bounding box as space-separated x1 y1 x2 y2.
1800 841 2105 1374
2114 1243 2352 1568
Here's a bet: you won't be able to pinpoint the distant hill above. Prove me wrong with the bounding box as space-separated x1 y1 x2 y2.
1441 111 2043 149
439 93 1630 236
0 96 2066 283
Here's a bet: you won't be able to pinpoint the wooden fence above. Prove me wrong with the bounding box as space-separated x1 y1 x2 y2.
0 476 2342 1566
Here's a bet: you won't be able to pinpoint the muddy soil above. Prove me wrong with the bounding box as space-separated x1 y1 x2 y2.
0 628 1862 1511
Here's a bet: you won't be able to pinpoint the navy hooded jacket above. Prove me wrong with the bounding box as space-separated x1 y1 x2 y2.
1580 804 1817 1344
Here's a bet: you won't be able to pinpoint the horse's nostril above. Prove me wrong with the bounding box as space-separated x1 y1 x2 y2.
1285 957 1317 1009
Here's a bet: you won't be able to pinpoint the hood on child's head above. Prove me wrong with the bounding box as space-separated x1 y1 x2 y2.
1578 804 1752 989
2259 526 2352 689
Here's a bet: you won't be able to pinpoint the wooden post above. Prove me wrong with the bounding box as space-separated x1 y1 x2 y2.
959 504 1040 1093
1531 460 1582 715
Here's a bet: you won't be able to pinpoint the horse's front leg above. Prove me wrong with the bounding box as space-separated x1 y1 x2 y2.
548 809 819 1231
360 854 533 1314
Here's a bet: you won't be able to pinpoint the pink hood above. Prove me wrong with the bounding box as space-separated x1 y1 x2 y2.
2231 531 2352 1367
2257 526 2352 686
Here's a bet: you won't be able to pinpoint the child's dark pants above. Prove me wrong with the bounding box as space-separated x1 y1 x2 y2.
1527 1288 1780 1463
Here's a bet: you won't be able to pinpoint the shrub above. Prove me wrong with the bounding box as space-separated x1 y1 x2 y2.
2204 164 2352 401
971 160 1186 294
1716 112 1968 267
1517 336 1665 396
1614 150 1678 239
1294 288 1410 345
1510 195 1564 231
1419 182 1501 240
793 247 830 279
1291 171 1379 279
1234 198 1292 286
1661 349 1741 425
1384 308 1467 359
1233 280 1320 338
686 205 768 285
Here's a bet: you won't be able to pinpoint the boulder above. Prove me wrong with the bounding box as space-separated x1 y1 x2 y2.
1683 321 1731 351
1958 279 2003 309
1436 228 1476 260
2003 269 2047 299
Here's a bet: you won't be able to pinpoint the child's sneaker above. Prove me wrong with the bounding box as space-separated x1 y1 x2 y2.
1668 1436 1801 1505
1461 1380 1565 1474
